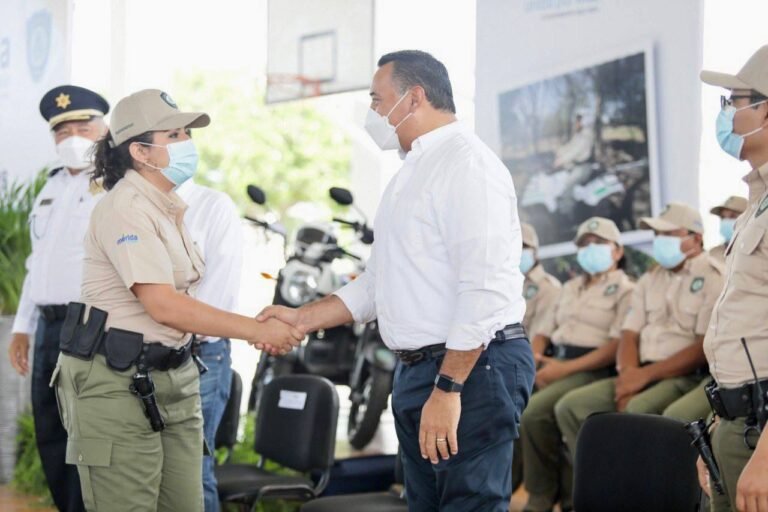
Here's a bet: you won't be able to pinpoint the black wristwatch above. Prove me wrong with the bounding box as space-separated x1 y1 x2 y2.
434 374 464 393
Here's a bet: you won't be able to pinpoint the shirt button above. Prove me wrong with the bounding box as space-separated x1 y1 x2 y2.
78 454 83 462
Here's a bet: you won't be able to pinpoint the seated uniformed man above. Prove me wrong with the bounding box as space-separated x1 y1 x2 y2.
512 222 562 493
554 203 724 460
708 195 747 263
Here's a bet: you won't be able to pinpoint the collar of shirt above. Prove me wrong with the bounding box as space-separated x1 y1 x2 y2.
743 161 768 202
578 268 623 290
403 120 465 162
527 263 549 285
124 170 187 222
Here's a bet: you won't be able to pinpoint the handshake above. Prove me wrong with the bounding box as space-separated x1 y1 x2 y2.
249 305 307 356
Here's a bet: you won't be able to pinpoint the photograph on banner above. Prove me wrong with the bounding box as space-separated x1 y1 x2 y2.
498 47 660 255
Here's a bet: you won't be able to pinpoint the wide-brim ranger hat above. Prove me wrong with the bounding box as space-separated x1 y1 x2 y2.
639 202 704 234
521 222 539 249
574 216 622 245
710 196 748 216
700 45 768 96
109 89 210 146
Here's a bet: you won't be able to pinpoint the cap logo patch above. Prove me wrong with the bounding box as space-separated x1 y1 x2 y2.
756 196 768 218
117 234 139 245
588 220 599 231
524 284 539 300
55 93 71 109
690 277 704 293
160 92 178 109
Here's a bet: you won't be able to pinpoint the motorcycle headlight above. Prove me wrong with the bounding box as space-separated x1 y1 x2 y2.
282 271 318 306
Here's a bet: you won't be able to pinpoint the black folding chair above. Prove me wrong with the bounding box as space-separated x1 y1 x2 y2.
573 412 701 512
215 369 243 464
215 375 339 511
300 449 406 512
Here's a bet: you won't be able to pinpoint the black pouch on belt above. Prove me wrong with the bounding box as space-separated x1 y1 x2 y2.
102 328 144 371
59 302 108 360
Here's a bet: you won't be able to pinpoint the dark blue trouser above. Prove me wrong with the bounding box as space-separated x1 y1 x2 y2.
33 315 85 512
392 338 535 512
199 339 232 512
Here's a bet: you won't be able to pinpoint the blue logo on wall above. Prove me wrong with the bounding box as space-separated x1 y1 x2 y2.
26 9 51 82
117 234 139 245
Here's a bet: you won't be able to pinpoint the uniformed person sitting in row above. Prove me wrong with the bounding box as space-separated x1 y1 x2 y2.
555 203 725 461
520 217 634 512
699 45 768 512
709 195 747 264
7 84 110 512
52 89 304 512
512 222 562 494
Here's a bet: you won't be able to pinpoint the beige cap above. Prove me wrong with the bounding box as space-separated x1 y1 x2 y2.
710 195 748 216
639 202 704 234
521 222 539 249
701 45 768 97
109 89 210 146
574 216 621 244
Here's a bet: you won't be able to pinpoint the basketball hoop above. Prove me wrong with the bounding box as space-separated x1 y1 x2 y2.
266 74 326 102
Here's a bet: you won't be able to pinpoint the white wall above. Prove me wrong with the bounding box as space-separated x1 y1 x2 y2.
0 0 73 184
475 0 704 251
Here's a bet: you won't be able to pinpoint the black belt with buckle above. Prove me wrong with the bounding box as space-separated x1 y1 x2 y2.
39 304 69 323
551 344 594 360
706 379 768 421
394 323 527 366
95 335 192 372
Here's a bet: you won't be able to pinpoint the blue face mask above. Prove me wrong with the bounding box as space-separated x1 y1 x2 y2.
653 235 689 269
520 248 536 275
576 243 614 275
720 218 736 243
140 139 199 187
716 101 767 160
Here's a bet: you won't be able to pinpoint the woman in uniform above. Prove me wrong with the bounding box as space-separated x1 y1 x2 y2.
54 89 303 512
519 217 635 512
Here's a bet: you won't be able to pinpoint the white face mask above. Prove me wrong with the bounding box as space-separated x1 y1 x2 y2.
56 136 95 170
364 91 413 151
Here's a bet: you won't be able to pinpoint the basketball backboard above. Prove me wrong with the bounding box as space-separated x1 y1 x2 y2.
266 0 375 103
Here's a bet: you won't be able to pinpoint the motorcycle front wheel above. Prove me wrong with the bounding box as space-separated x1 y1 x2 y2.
347 367 393 450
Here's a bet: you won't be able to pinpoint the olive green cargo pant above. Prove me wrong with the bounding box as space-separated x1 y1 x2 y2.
554 374 702 458
54 353 204 512
520 370 611 511
709 418 759 512
662 378 712 422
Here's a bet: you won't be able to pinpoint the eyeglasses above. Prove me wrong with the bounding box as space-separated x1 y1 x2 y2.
721 94 767 110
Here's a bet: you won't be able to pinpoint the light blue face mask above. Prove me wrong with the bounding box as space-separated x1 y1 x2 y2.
653 235 689 269
576 243 614 275
140 139 199 187
520 248 536 275
716 100 767 160
720 218 736 243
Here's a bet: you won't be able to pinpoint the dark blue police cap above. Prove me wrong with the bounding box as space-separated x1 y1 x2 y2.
39 85 109 129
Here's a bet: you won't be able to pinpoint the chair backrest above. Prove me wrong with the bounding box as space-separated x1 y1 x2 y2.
573 413 700 512
215 370 243 451
255 375 339 473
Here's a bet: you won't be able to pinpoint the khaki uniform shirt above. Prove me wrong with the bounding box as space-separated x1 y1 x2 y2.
624 253 723 364
550 269 634 348
705 163 768 386
709 244 726 264
522 264 561 338
80 170 205 348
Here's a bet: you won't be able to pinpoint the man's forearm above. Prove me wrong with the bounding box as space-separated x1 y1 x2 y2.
616 330 640 372
298 295 355 332
645 340 706 381
438 347 484 384
531 334 550 357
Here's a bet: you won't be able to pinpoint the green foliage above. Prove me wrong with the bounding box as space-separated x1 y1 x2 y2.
0 171 46 314
172 72 351 229
11 411 53 507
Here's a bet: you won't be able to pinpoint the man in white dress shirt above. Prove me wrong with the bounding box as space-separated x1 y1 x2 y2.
258 50 535 511
176 178 243 512
7 85 109 512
